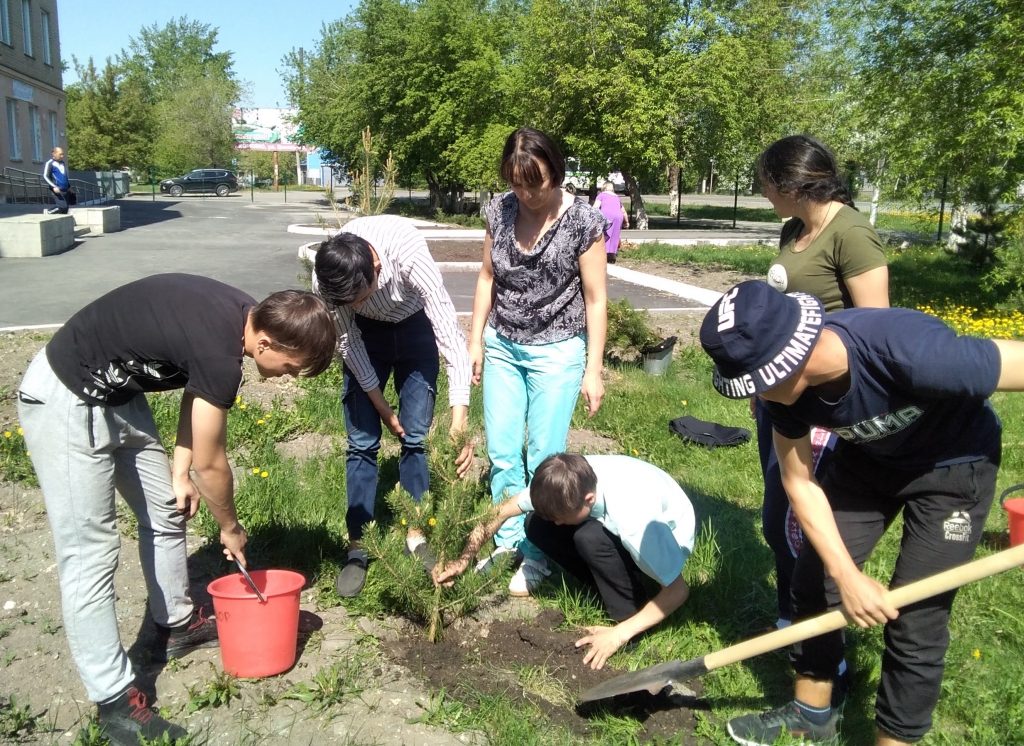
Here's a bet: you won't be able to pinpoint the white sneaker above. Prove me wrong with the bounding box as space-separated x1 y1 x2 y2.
474 546 520 574
508 557 551 597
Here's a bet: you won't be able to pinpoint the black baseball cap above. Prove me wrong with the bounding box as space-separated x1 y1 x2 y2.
699 280 826 399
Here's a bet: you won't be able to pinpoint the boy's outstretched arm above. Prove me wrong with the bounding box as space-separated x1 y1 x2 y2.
575 575 689 670
432 497 523 585
993 340 1024 390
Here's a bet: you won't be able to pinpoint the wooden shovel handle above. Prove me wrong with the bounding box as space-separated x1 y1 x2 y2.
705 542 1024 673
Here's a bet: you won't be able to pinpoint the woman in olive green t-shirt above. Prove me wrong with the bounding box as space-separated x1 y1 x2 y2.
754 135 890 637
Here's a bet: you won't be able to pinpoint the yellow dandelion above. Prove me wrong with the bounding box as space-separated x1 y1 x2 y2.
260 470 269 478
631 448 639 456
252 467 260 475
972 648 982 660
257 419 265 426
428 517 437 527
3 431 11 438
239 403 248 410
682 400 688 406
400 518 408 526
235 396 242 404
16 427 24 436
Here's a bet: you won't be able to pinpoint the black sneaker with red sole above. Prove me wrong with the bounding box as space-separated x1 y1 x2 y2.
153 606 219 662
97 686 187 745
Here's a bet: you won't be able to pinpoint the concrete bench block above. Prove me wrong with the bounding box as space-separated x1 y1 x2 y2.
71 206 121 235
0 214 76 257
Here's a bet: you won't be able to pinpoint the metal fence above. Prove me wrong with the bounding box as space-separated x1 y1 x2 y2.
0 167 126 206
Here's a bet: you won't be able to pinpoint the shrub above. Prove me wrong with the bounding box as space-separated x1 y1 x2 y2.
605 299 661 365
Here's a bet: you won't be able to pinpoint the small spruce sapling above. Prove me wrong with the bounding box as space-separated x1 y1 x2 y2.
360 425 505 641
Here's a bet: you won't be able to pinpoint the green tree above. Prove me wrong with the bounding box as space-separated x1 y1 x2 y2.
855 0 1024 244
65 58 154 170
151 71 238 175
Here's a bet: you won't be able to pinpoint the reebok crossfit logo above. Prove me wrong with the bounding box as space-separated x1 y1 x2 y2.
943 511 973 543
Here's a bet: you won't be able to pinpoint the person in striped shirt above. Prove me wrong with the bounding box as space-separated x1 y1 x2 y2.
314 214 474 597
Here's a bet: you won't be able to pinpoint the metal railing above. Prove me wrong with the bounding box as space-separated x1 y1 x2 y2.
0 166 107 205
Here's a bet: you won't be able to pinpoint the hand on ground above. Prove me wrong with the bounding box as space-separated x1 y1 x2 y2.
576 624 629 670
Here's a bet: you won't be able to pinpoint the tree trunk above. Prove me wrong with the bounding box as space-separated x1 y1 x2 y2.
947 204 969 252
425 171 441 212
668 163 679 218
478 187 488 218
869 183 880 226
623 172 648 230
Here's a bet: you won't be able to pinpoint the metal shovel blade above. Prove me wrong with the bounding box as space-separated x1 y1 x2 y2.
578 658 707 703
235 559 267 603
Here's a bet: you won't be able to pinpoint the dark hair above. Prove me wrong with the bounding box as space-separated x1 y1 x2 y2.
314 233 376 306
757 135 855 208
250 290 337 377
500 127 566 189
530 453 597 521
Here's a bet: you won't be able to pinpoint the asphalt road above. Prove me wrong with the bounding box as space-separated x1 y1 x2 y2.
0 192 700 328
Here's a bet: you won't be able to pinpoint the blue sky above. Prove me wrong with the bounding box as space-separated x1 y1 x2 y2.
57 0 357 108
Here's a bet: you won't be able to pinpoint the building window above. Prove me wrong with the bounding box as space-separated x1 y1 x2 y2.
1 0 11 45
6 99 21 160
28 104 42 160
21 0 31 56
48 110 58 149
40 8 50 64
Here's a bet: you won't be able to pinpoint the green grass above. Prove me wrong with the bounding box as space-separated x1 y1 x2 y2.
7 245 1023 744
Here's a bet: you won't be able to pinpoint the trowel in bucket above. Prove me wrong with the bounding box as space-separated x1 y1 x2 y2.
579 542 1024 705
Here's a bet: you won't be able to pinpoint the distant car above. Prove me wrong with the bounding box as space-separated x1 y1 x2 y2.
562 158 627 194
160 169 239 197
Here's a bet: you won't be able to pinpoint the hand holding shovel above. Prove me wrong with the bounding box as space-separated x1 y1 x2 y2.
579 542 1024 704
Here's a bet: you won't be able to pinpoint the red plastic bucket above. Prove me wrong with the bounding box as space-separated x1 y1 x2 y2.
207 569 305 677
1000 484 1024 548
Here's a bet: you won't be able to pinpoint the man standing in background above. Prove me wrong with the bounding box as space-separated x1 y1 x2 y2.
42 146 71 214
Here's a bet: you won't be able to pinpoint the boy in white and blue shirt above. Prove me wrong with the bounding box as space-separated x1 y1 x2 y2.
433 453 696 670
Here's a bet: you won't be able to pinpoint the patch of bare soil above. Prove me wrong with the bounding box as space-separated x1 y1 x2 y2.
391 609 702 741
428 239 484 263
0 331 50 428
618 256 757 294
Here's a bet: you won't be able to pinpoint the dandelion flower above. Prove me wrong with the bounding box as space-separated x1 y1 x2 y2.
239 403 248 410
16 427 24 436
428 517 437 526
252 467 261 475
972 649 982 660
401 518 408 526
682 400 688 406
257 419 265 426
260 471 269 478
235 396 242 404
631 448 639 456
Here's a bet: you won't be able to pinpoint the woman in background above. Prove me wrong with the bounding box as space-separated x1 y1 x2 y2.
593 181 629 263
755 133 889 699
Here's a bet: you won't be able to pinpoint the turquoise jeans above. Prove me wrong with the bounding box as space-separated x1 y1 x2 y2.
482 325 585 558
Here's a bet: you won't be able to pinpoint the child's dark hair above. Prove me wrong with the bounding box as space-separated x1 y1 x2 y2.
757 135 856 208
500 127 566 189
250 290 337 377
530 453 597 521
314 232 376 306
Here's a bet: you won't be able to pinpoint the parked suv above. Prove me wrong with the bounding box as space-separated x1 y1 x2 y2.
160 169 239 197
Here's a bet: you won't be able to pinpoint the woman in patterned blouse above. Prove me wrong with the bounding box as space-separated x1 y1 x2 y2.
469 127 608 596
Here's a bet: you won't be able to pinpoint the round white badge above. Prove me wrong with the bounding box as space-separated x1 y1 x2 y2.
767 263 788 292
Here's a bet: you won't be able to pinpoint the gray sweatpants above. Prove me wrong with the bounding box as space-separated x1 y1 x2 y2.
17 349 194 703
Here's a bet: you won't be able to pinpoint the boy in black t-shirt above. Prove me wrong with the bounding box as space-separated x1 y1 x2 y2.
16 274 336 746
699 280 1024 746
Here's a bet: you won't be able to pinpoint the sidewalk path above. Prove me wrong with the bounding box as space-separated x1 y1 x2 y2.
1 193 739 329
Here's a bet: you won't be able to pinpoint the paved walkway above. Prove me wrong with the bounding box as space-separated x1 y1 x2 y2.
0 192 745 329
